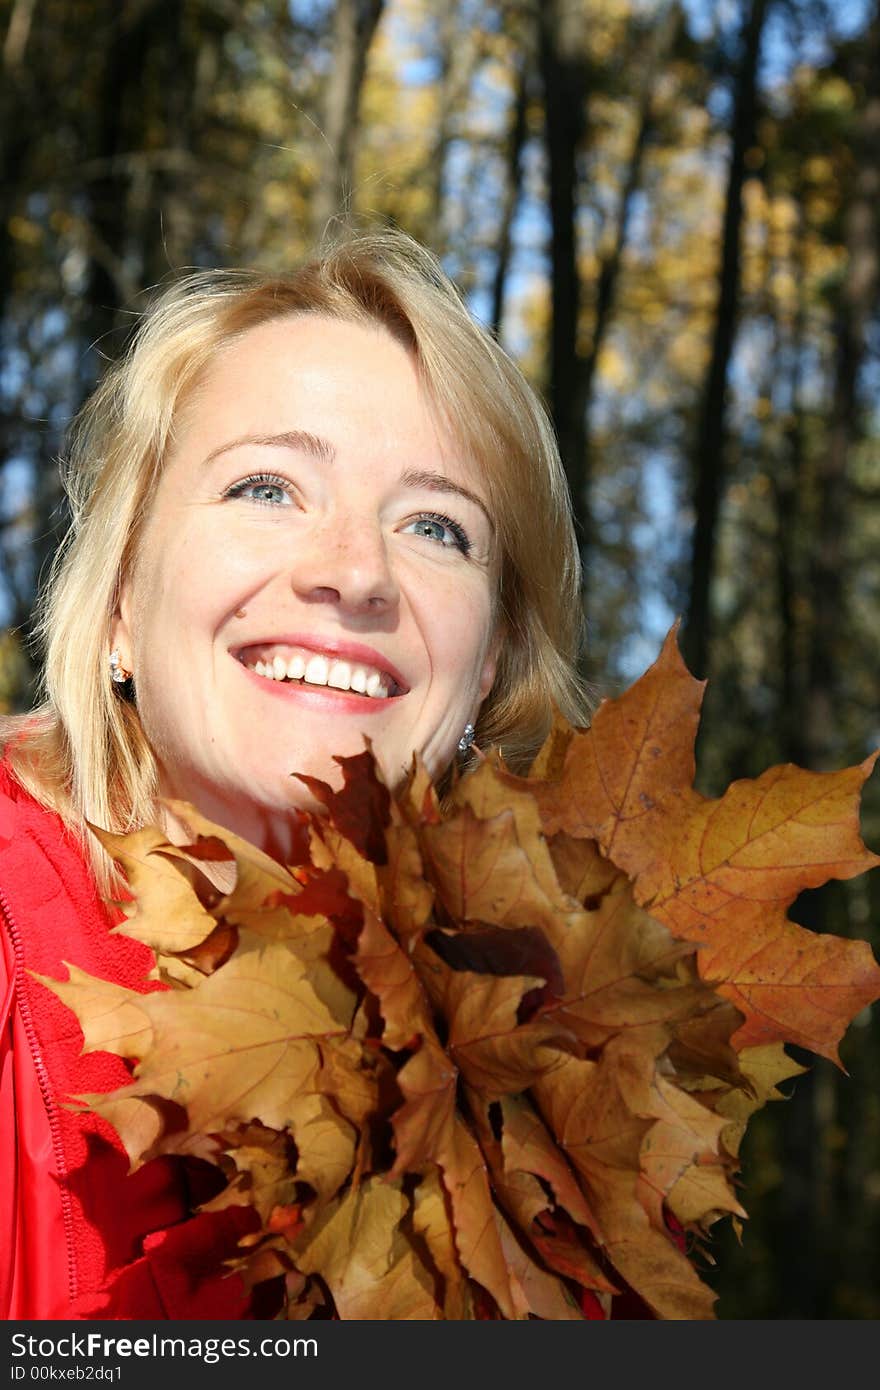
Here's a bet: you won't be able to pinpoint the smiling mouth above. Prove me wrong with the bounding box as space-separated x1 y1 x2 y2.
236 644 405 699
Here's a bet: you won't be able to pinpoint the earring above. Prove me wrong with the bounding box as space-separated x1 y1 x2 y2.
109 649 132 684
458 722 476 754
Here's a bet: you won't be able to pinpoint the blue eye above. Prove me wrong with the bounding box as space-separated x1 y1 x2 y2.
404 513 470 554
224 473 292 506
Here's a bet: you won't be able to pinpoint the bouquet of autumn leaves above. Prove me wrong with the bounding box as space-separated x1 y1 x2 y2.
48 631 880 1319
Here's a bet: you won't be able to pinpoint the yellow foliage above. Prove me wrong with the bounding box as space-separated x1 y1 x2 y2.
9 216 42 246
767 195 800 235
803 156 837 187
585 0 631 65
769 269 798 312
812 74 856 113
666 330 710 385
596 342 630 390
805 194 838 225
743 178 768 221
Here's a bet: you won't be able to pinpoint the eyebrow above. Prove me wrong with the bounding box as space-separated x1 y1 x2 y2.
203 434 492 529
203 430 336 467
400 468 493 530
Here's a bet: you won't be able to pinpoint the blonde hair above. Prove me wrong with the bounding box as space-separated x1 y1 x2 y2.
4 230 590 885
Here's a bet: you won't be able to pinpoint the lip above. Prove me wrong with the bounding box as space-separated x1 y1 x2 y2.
231 633 410 695
236 661 400 711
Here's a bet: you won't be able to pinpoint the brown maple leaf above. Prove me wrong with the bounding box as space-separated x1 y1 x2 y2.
529 627 880 1062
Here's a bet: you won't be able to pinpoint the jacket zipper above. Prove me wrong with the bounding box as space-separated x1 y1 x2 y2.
0 883 79 1307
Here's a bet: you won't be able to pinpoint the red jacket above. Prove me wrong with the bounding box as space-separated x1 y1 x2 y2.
0 762 255 1319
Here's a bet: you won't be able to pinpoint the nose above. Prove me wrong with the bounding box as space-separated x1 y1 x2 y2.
291 514 400 616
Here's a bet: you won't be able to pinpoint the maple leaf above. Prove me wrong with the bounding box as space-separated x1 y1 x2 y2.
711 1043 807 1161
90 825 220 953
411 1165 473 1318
379 818 435 949
200 1125 298 1222
73 940 357 1142
351 910 532 1316
291 1177 440 1319
435 1113 533 1319
498 1093 601 1237
531 1044 719 1319
467 1090 614 1297
298 748 391 865
161 801 301 910
433 961 573 1100
40 963 153 1059
530 627 880 1062
45 627 879 1320
420 800 566 932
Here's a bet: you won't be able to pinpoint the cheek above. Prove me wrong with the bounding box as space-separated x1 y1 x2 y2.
428 579 495 693
133 522 274 645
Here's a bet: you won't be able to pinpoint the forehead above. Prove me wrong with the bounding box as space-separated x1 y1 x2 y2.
169 313 495 496
175 314 424 441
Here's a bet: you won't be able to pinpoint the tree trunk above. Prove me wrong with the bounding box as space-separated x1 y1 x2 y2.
537 0 590 559
771 190 808 766
80 0 154 374
682 0 770 678
776 0 880 1317
806 10 880 767
0 0 39 396
311 0 385 238
426 4 483 253
580 2 682 414
490 51 529 339
27 0 155 608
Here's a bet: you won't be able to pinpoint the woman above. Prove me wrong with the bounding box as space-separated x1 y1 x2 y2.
0 230 590 1318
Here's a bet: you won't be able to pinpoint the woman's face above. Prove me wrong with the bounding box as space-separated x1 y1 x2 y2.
113 314 498 852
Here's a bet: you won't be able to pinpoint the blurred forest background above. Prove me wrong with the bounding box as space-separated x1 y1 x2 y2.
1 0 878 1318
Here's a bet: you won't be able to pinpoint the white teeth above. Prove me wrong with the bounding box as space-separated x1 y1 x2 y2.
246 648 395 695
328 660 351 690
304 654 329 686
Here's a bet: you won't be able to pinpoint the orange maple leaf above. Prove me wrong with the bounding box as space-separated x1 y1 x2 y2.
530 627 880 1061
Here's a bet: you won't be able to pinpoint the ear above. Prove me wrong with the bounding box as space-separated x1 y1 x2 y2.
109 579 135 676
478 626 502 701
